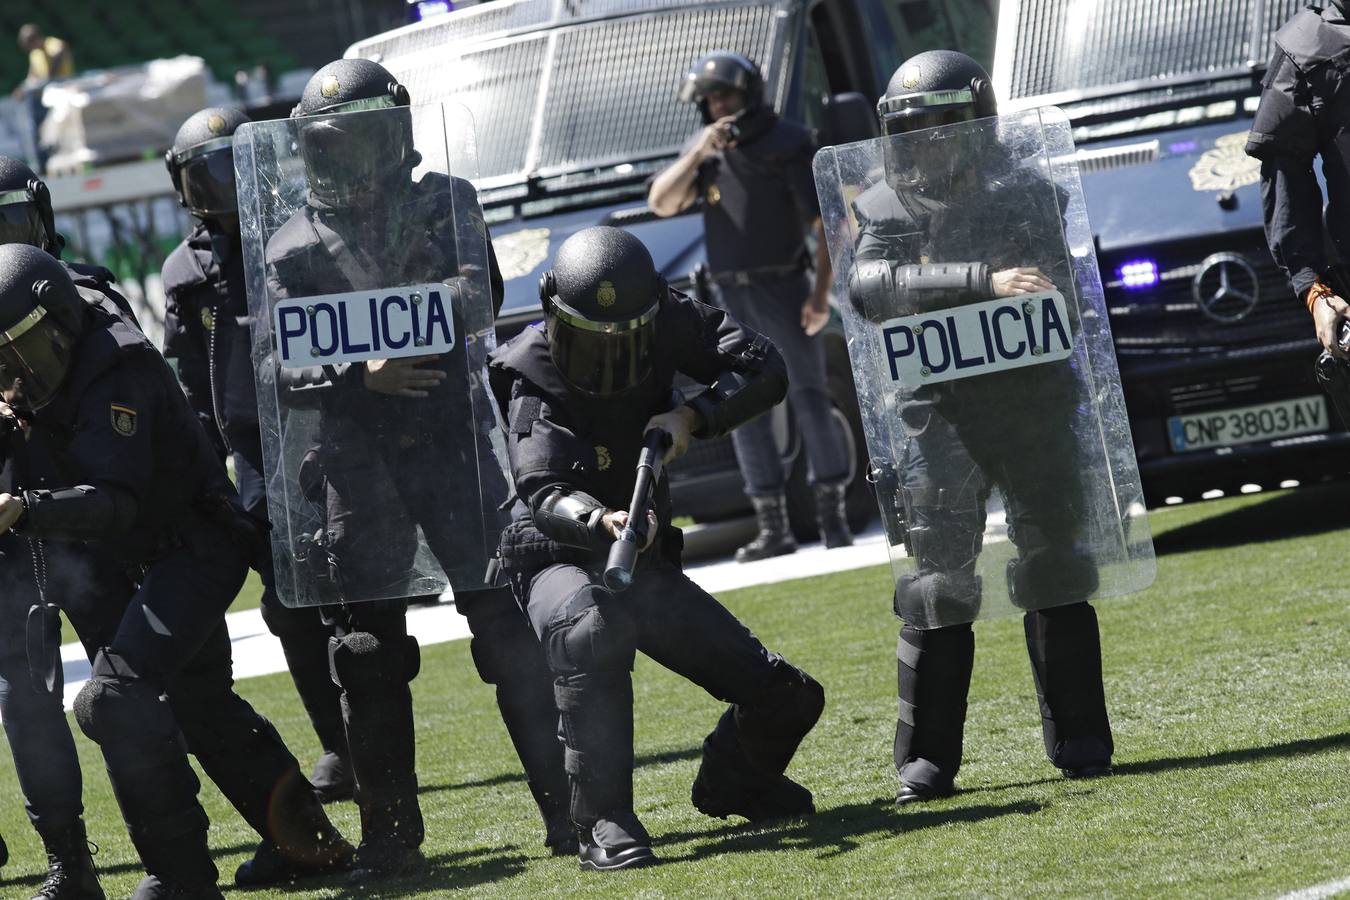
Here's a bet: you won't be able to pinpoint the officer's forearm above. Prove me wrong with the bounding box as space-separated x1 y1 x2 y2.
688 337 788 439
849 260 991 317
16 485 138 542
1260 158 1326 300
530 486 611 551
648 151 703 217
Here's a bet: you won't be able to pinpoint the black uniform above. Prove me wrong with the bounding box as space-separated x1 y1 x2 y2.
852 160 1112 798
264 171 569 853
161 220 347 788
1246 3 1350 301
691 109 849 500
7 286 348 893
490 291 823 853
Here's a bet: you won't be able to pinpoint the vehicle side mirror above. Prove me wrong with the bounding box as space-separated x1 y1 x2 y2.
818 92 877 147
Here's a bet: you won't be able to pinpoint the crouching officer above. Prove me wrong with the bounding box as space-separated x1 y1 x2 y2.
0 244 353 899
1246 1 1350 355
161 107 352 803
262 59 572 875
0 153 111 900
851 52 1114 804
490 226 824 871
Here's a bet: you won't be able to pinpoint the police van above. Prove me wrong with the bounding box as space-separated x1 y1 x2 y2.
994 0 1350 505
346 0 997 538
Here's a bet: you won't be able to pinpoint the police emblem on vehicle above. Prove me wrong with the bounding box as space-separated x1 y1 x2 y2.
595 446 612 471
110 403 137 437
596 281 616 307
877 290 1075 385
1191 253 1259 323
1188 132 1260 193
271 282 458 368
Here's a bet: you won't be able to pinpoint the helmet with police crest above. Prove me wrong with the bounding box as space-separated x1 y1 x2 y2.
0 243 85 408
539 226 664 396
678 52 764 124
877 50 998 195
165 106 249 221
0 155 58 254
291 58 414 208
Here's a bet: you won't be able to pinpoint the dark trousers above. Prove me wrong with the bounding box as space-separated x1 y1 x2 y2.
715 276 849 495
233 429 344 759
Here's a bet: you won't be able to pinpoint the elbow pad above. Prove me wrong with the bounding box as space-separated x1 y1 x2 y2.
689 335 788 439
18 485 137 542
533 488 609 551
849 259 991 318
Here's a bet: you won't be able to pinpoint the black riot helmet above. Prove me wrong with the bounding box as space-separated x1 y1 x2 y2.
877 50 997 137
165 107 249 221
0 243 86 409
678 52 764 124
290 59 414 208
539 227 665 397
0 155 58 254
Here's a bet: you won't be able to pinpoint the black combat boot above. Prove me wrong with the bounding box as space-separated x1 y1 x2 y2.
813 481 853 549
128 876 223 900
31 820 104 900
234 766 354 886
735 494 796 563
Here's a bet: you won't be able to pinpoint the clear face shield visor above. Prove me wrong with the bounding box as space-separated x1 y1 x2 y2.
543 292 661 396
0 305 75 409
0 189 49 248
878 89 979 192
297 96 412 207
170 137 239 219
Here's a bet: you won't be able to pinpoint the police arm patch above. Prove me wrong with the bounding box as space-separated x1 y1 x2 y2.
110 403 138 437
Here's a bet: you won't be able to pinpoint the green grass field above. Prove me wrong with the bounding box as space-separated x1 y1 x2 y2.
5 485 1350 898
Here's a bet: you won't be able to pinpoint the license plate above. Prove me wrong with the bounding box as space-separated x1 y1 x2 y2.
1167 395 1328 453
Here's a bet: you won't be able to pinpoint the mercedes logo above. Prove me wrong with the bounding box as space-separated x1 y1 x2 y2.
1191 252 1260 322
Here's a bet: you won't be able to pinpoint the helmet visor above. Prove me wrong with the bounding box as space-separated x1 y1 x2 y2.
299 106 412 206
0 307 74 408
175 139 238 218
548 318 656 396
879 89 978 136
0 191 44 247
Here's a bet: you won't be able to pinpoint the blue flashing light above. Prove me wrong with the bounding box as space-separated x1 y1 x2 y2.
1168 140 1198 154
1118 259 1159 289
416 0 452 19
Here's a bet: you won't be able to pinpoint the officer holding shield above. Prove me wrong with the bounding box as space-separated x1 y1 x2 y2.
160 107 353 804
491 226 823 871
259 59 571 877
0 244 354 899
842 52 1117 804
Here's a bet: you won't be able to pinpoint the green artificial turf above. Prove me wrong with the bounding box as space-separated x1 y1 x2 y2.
5 484 1350 898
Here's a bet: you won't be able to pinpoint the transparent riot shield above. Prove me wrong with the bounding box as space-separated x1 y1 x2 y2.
814 106 1155 629
235 102 509 607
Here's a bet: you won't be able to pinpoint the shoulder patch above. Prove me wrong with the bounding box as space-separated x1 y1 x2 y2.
110 403 138 437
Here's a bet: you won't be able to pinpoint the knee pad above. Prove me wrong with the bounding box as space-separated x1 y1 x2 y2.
708 658 823 782
741 658 825 740
328 632 420 697
74 650 173 745
542 585 636 676
894 571 982 625
1007 545 1099 610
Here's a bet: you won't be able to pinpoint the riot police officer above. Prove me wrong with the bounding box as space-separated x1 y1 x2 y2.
1247 1 1350 353
263 59 571 877
649 52 852 562
849 52 1114 804
0 244 353 899
0 152 138 900
491 226 824 870
161 107 352 803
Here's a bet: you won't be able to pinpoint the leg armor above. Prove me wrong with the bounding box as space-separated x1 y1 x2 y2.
73 649 217 890
1023 603 1113 772
458 587 570 850
329 626 423 848
692 657 824 821
894 501 986 627
1005 523 1100 611
894 623 975 796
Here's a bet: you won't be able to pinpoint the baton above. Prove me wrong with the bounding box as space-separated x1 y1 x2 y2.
603 428 673 592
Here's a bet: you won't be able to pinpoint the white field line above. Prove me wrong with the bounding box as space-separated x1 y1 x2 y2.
1276 878 1350 900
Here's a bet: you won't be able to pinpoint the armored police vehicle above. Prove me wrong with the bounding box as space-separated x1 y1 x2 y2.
346 0 996 537
995 0 1350 505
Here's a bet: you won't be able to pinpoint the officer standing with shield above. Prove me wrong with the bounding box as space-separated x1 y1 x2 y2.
649 52 853 562
816 51 1155 806
491 226 823 871
244 59 571 877
161 107 352 803
0 243 354 899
